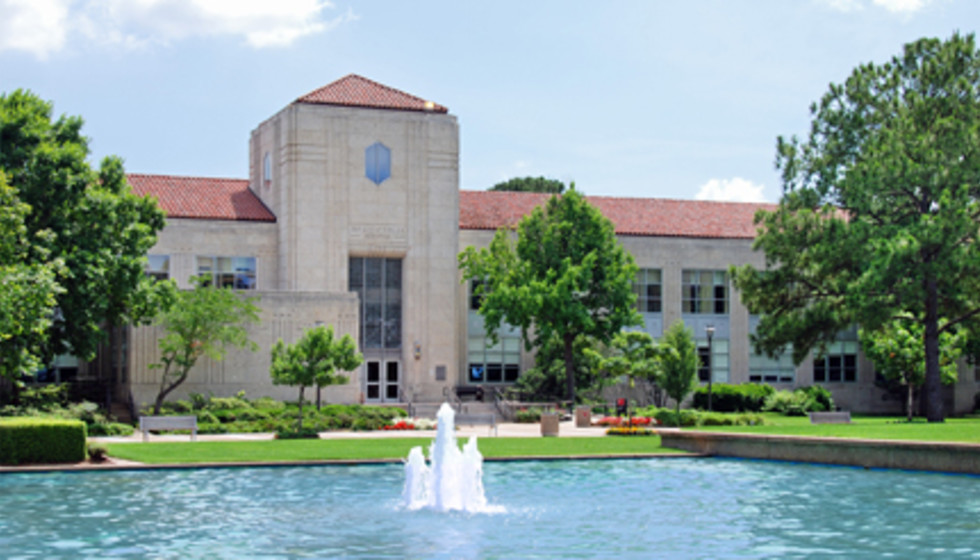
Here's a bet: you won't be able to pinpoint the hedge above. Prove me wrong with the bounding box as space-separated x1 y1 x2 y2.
692 383 775 412
0 418 87 465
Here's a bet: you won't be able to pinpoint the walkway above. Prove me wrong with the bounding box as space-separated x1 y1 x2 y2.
92 420 609 444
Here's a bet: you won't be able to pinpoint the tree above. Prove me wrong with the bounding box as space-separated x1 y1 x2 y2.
150 279 261 414
459 186 639 403
860 320 961 422
0 90 168 372
515 334 606 401
733 34 980 422
658 322 699 425
270 325 363 432
598 331 661 415
490 176 566 194
0 174 63 381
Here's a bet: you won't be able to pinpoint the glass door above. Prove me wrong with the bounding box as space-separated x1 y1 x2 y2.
365 360 400 403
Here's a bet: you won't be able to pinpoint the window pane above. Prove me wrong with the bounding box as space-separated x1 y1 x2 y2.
487 364 503 383
367 362 380 382
349 258 363 290
504 365 520 382
469 365 484 382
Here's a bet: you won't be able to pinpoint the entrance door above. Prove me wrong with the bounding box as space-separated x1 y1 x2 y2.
365 360 400 403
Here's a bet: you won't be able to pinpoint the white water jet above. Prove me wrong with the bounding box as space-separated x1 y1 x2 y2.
402 403 502 513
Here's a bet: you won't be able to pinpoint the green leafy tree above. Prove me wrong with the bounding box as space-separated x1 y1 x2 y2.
0 90 168 374
515 334 606 401
0 174 63 381
733 33 980 422
459 187 639 403
659 322 700 425
270 325 363 432
490 176 566 194
860 320 962 422
150 279 261 415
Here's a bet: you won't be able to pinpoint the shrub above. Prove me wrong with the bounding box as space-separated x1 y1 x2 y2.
17 384 70 411
692 383 774 412
87 442 108 462
514 408 542 423
276 426 320 439
197 422 228 434
209 396 251 411
0 418 86 464
652 408 699 427
87 422 135 437
795 386 834 412
763 390 809 416
252 397 286 412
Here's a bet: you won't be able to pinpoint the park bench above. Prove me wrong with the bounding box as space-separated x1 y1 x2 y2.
809 411 851 424
139 415 198 442
455 413 498 436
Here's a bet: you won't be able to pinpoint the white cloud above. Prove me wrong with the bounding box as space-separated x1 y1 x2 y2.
818 0 934 13
695 178 769 203
871 0 930 13
0 0 70 59
0 0 352 58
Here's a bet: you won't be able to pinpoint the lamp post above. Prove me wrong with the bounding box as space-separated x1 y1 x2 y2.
705 325 715 412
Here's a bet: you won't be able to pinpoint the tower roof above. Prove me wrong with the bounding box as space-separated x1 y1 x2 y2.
295 74 448 113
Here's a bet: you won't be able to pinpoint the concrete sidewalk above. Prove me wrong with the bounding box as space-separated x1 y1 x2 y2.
92 420 610 444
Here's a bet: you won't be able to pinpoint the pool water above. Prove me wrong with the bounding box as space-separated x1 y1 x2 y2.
1 458 978 559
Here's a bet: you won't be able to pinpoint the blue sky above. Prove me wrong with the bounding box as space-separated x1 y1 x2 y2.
1 0 977 202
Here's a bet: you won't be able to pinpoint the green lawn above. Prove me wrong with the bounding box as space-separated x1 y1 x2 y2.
105 436 682 464
692 413 980 443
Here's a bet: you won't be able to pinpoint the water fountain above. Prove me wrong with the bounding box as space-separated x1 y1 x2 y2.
402 402 502 513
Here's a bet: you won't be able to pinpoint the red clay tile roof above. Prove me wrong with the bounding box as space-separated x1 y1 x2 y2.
459 190 776 239
128 174 276 223
295 74 448 113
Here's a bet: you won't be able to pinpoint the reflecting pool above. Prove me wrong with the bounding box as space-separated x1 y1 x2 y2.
1 458 978 559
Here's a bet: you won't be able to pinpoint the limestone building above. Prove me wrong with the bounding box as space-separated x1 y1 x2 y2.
104 75 977 415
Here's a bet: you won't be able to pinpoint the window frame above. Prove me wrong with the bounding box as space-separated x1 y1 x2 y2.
633 268 663 313
197 256 257 290
682 269 729 314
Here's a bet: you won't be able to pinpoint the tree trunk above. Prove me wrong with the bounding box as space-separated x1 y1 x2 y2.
906 381 914 423
923 277 945 422
297 386 305 432
316 384 321 411
563 333 575 405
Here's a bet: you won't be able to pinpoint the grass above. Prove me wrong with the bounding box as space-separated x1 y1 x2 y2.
692 413 980 443
105 436 683 464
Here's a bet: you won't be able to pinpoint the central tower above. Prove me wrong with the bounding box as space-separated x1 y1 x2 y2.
248 74 460 403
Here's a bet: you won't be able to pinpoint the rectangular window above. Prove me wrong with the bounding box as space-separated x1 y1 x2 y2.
146 254 170 282
350 257 402 350
749 347 795 383
470 279 485 311
197 256 256 289
263 152 272 183
468 334 521 384
633 269 662 313
697 338 729 383
813 341 859 383
682 270 728 314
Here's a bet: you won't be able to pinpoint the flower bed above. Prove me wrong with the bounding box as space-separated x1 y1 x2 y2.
381 420 416 431
595 416 657 427
380 418 436 431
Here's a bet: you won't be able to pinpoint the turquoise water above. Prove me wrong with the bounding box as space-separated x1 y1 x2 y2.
0 458 978 559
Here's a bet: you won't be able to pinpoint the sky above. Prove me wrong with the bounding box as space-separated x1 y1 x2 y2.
1 0 978 203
